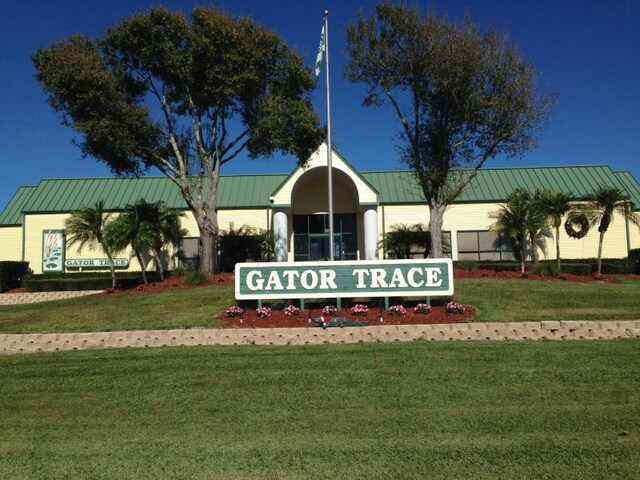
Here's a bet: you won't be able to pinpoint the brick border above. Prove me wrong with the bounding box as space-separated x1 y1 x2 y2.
1 320 639 355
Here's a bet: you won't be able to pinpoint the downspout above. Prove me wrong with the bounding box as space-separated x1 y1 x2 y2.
21 214 26 262
625 212 631 255
381 204 386 260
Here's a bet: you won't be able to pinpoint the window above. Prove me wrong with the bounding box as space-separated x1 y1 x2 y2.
384 230 452 259
177 237 200 269
457 231 513 261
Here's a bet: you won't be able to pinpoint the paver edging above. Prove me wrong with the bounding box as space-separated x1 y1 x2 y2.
1 320 639 355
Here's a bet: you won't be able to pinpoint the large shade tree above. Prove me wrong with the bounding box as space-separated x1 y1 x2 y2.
64 201 118 288
345 1 555 257
33 7 323 273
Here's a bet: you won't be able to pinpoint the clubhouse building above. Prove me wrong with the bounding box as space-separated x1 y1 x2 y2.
1 144 639 274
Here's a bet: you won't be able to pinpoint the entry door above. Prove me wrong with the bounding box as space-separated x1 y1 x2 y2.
309 234 342 261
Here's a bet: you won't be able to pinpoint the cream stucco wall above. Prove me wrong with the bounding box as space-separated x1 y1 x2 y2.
14 201 637 274
630 221 640 250
0 226 23 261
380 203 634 261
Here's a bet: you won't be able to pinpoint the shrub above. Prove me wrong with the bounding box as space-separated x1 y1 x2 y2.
0 261 30 292
445 301 465 314
414 303 432 314
22 271 165 292
559 263 592 276
350 303 369 316
283 305 300 317
256 306 272 318
479 262 521 273
184 270 209 285
455 259 478 272
530 262 558 277
629 249 640 275
322 305 338 317
594 259 633 275
388 305 406 316
225 306 244 317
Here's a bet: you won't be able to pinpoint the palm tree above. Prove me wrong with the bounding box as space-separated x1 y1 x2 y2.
528 190 552 265
537 189 573 274
583 187 640 275
64 201 119 288
107 200 186 284
490 188 531 275
135 201 186 281
106 202 156 285
383 223 432 259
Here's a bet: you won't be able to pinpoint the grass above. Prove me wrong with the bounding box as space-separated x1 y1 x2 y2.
454 276 640 321
0 285 232 333
0 276 639 334
1 340 638 479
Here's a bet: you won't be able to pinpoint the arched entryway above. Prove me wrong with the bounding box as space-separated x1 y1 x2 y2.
290 167 359 261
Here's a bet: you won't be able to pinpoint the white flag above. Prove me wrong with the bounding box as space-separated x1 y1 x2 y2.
314 24 326 77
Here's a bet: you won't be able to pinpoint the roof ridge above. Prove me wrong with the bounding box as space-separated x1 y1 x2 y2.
360 164 612 174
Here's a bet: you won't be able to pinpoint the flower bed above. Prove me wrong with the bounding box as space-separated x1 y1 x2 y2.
220 304 476 328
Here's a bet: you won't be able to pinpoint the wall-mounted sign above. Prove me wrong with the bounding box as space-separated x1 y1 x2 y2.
65 258 130 268
235 259 453 300
42 230 65 273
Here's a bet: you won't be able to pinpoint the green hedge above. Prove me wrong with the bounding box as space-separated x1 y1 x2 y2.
0 261 31 292
629 249 640 274
22 272 162 292
478 262 521 273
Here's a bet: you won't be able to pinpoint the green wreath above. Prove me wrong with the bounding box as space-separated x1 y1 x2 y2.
564 213 590 239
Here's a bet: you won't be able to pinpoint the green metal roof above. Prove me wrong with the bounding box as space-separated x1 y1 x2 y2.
0 186 36 225
10 174 287 219
2 164 639 226
612 171 640 209
362 165 640 208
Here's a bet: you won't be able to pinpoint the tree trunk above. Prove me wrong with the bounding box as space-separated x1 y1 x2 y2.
153 247 165 281
597 230 605 275
555 226 561 274
106 251 117 288
530 231 539 264
135 249 148 285
198 216 219 274
428 202 446 258
520 242 526 275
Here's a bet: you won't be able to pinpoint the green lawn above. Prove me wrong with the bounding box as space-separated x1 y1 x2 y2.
455 276 640 321
0 285 231 333
1 276 639 334
1 340 638 479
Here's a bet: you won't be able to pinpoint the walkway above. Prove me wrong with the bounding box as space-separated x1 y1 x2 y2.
1 320 639 355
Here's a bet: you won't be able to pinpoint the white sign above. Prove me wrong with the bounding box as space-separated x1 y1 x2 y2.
65 258 129 268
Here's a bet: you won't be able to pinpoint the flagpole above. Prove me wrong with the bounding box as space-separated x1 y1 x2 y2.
324 9 335 261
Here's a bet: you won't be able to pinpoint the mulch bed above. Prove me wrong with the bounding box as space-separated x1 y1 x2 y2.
453 268 623 284
219 305 476 329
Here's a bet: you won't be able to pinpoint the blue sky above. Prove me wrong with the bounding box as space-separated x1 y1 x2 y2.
1 0 639 210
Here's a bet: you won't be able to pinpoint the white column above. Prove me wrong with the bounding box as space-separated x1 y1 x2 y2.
363 207 378 260
273 209 288 262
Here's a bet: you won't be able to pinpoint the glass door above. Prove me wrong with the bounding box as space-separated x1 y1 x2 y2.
309 234 342 261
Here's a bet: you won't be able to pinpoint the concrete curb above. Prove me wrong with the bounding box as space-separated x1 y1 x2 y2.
1 320 639 355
